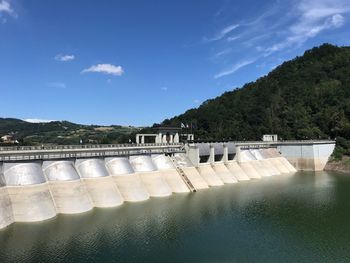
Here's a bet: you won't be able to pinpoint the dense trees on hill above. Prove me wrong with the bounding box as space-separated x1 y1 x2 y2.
0 118 138 145
161 44 350 155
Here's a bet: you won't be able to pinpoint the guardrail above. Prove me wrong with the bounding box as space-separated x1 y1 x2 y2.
190 140 335 146
235 140 336 147
0 143 185 162
0 143 183 152
189 140 336 152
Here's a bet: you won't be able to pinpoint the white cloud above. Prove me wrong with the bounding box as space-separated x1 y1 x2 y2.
0 1 13 15
205 24 239 42
264 14 346 55
47 82 66 89
221 24 239 36
214 58 257 79
24 118 56 123
263 0 349 55
214 48 232 58
55 54 75 62
207 0 350 79
227 35 240 42
331 13 345 27
0 0 16 22
82 64 124 76
298 0 350 19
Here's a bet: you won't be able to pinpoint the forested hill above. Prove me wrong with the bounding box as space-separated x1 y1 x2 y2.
0 118 138 145
162 44 350 146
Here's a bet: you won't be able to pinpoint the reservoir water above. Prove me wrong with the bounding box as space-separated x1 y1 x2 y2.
1 171 350 262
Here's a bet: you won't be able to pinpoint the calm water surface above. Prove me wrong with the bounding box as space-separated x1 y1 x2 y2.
1 171 350 262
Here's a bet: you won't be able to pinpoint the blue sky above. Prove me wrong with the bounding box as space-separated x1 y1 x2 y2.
0 0 350 126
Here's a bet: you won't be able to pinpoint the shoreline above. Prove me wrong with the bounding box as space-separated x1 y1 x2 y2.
324 159 350 174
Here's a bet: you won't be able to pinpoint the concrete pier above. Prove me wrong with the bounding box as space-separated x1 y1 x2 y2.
43 161 93 214
152 154 190 193
251 149 280 175
225 161 250 181
129 155 172 197
173 153 209 190
106 157 150 202
76 159 124 207
247 150 272 177
237 150 262 179
265 149 296 173
186 145 224 187
197 164 224 186
212 163 238 184
260 149 290 174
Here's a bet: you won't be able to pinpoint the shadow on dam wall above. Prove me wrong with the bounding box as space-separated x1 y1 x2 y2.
1 172 342 263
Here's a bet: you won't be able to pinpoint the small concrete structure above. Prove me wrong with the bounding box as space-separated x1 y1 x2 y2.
136 127 185 144
135 134 161 144
263 134 278 142
181 134 195 141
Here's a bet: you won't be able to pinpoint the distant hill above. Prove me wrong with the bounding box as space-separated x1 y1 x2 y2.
160 44 350 158
0 118 139 145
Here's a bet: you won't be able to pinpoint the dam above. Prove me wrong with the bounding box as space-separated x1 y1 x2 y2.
0 140 335 230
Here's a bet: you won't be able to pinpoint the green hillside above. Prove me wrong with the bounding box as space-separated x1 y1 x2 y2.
161 44 350 158
0 118 139 146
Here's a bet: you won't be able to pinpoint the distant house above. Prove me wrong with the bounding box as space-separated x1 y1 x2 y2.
1 134 18 144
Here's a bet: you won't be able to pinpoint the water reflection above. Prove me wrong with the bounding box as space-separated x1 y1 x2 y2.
1 172 350 262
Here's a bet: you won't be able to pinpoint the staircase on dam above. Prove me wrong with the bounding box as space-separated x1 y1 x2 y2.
169 157 196 192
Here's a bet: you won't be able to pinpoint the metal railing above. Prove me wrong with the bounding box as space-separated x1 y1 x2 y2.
190 140 335 146
0 142 183 152
0 143 185 162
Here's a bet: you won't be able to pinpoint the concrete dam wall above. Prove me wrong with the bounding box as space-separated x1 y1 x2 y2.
4 162 57 223
129 155 172 197
152 154 190 193
76 159 124 207
277 142 335 171
43 161 93 214
0 142 320 230
105 157 150 202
